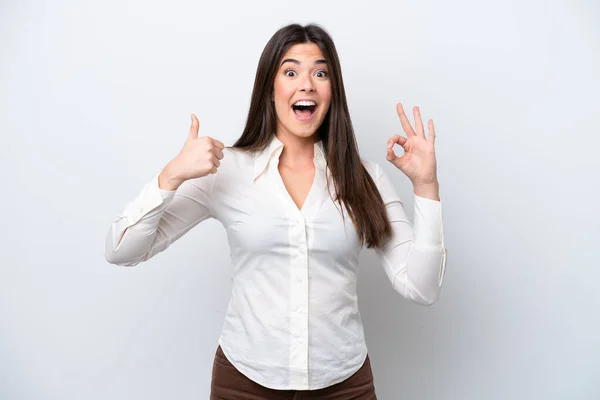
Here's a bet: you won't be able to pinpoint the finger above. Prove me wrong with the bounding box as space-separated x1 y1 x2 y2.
387 134 408 149
386 147 405 169
386 144 404 161
213 147 224 160
428 119 436 144
212 157 221 168
396 103 416 137
212 139 225 150
209 166 218 174
188 113 200 140
414 106 425 138
386 147 397 161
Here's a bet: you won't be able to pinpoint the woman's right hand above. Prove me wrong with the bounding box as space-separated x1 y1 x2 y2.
158 113 225 191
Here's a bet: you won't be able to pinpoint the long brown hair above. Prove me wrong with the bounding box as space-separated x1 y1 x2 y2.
233 23 392 248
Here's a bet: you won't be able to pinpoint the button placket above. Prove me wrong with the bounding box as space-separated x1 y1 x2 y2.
288 212 310 384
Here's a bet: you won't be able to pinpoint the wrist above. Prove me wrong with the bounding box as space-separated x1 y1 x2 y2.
413 181 440 201
158 164 184 191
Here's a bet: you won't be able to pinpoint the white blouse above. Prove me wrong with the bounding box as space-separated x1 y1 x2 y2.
104 135 447 390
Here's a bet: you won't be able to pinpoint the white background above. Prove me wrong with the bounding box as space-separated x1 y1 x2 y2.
1 0 599 399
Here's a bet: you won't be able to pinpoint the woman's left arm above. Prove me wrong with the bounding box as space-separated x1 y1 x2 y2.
374 103 448 305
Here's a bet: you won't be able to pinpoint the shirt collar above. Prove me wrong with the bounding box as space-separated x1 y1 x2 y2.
253 135 327 181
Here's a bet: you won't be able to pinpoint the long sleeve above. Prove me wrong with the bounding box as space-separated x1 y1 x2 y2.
104 172 216 266
373 163 447 305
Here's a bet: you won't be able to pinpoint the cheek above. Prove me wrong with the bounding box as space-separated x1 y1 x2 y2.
273 79 293 102
274 88 293 117
320 97 332 115
319 84 332 111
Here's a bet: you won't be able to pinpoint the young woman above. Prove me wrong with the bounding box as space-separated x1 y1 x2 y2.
105 23 447 400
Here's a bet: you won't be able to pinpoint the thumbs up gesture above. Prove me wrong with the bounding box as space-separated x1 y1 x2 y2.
158 113 225 191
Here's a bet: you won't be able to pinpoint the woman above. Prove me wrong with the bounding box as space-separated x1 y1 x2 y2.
105 23 447 399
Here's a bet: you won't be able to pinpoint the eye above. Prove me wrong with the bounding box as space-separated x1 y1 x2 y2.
315 70 328 78
284 69 297 77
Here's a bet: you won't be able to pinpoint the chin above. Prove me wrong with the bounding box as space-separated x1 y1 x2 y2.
280 122 322 140
294 127 320 138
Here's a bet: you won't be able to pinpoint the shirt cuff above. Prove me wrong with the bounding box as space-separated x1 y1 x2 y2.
412 194 445 250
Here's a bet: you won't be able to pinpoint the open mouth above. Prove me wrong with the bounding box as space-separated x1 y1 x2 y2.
292 104 318 121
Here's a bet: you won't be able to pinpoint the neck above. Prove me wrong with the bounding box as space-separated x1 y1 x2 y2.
276 130 317 169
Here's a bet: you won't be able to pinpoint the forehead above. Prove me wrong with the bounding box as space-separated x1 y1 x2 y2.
280 43 325 62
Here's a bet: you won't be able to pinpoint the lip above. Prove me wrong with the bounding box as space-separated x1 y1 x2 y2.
291 98 319 122
292 104 318 121
292 97 319 105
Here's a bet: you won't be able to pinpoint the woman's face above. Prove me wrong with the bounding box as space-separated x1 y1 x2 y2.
273 42 332 140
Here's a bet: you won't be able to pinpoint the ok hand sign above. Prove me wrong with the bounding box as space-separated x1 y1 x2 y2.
386 103 438 186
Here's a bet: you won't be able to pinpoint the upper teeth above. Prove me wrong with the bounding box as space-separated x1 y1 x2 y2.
294 100 316 107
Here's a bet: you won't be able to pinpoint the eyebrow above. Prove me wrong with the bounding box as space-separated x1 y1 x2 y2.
280 58 327 67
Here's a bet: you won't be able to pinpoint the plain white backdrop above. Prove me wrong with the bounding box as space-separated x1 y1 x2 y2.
1 0 599 399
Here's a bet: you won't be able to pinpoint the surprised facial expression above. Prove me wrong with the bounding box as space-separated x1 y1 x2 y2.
273 43 332 140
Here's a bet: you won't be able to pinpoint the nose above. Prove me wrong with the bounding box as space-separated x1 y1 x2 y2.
298 73 315 93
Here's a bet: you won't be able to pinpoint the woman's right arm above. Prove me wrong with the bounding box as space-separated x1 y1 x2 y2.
104 113 224 266
104 172 216 266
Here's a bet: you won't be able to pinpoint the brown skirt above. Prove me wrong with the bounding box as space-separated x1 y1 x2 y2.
210 345 377 399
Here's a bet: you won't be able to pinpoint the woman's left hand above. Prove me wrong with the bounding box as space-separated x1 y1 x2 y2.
386 103 438 186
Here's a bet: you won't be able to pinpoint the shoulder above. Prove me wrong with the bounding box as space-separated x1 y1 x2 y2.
217 146 255 172
360 159 399 194
360 158 403 203
209 146 257 188
178 147 256 197
361 159 383 181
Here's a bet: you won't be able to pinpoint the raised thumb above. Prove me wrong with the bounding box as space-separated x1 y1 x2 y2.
188 113 200 140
